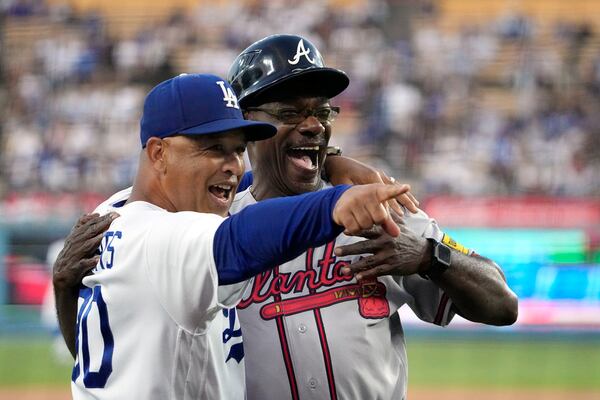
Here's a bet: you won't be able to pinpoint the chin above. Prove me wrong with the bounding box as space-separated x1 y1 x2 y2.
290 178 321 195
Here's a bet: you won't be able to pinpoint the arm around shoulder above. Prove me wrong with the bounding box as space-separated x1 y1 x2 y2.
53 212 118 358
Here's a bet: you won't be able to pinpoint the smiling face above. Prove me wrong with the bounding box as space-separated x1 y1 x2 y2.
160 130 246 216
245 97 332 199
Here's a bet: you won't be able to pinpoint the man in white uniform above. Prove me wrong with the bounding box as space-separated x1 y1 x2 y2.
67 72 413 399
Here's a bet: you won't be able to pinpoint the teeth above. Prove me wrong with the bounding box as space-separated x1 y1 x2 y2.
292 146 320 151
214 185 232 190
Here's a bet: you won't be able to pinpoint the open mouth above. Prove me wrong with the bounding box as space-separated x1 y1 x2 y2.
208 184 233 203
287 145 321 171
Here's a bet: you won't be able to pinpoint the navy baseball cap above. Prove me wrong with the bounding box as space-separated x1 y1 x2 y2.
140 73 277 147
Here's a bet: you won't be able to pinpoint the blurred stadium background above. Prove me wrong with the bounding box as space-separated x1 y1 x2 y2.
0 0 599 399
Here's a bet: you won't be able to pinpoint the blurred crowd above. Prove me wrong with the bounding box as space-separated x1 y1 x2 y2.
1 0 599 197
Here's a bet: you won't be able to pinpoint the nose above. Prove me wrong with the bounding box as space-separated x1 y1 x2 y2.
222 152 245 176
296 115 325 136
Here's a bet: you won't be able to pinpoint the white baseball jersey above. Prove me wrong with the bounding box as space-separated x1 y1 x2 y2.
230 187 454 400
71 195 248 399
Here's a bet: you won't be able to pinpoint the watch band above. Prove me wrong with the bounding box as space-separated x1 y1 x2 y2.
420 238 452 279
326 146 343 156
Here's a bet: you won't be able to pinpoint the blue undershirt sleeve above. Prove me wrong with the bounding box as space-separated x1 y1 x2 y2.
213 185 350 285
237 171 253 193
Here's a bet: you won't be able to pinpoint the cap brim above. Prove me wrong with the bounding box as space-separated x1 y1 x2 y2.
180 118 276 142
241 67 349 107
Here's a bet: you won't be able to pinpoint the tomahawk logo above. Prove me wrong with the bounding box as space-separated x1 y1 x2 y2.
216 81 239 109
288 39 316 65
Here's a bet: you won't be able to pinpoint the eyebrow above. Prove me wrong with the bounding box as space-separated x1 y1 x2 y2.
277 99 331 108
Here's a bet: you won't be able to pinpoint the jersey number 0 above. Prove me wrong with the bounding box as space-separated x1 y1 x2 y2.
72 286 114 388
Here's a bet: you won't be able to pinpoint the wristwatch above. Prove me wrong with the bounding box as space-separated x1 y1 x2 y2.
322 146 343 181
420 238 452 279
326 146 343 156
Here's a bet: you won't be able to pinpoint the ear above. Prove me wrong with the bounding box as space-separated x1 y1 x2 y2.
145 137 167 174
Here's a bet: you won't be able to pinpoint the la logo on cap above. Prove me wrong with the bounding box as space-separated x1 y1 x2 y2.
288 39 315 65
216 81 239 109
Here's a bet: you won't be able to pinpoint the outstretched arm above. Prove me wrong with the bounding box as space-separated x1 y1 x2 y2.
52 184 409 355
53 212 118 357
213 183 410 285
335 213 518 326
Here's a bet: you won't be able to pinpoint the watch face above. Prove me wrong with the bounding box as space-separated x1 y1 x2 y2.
435 243 452 267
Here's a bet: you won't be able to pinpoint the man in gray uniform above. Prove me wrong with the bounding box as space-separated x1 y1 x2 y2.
225 34 517 400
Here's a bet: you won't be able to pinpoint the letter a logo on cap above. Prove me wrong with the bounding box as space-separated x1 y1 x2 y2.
288 39 315 65
216 81 240 109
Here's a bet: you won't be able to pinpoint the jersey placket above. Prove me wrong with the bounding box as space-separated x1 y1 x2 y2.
275 247 339 400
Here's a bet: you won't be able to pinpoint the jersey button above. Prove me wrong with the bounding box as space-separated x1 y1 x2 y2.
298 324 307 333
308 377 318 389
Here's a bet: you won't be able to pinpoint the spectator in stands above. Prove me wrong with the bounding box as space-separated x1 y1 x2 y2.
1 0 599 196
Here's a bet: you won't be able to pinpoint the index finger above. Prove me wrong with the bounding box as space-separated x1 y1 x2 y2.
374 184 411 203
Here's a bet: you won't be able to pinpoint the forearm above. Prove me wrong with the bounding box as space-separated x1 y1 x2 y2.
431 252 518 326
214 185 349 284
54 286 79 358
50 212 117 359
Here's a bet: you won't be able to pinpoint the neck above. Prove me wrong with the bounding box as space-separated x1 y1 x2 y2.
249 179 283 201
250 173 324 201
127 156 176 211
128 181 177 212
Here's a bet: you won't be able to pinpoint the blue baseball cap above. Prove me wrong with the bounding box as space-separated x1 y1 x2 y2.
140 73 277 147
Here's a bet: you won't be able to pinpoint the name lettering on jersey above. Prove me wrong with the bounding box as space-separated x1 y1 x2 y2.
216 81 240 109
95 231 123 272
238 241 390 320
238 242 350 307
287 39 316 65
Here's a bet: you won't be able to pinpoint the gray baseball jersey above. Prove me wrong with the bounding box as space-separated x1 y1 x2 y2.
230 187 455 400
